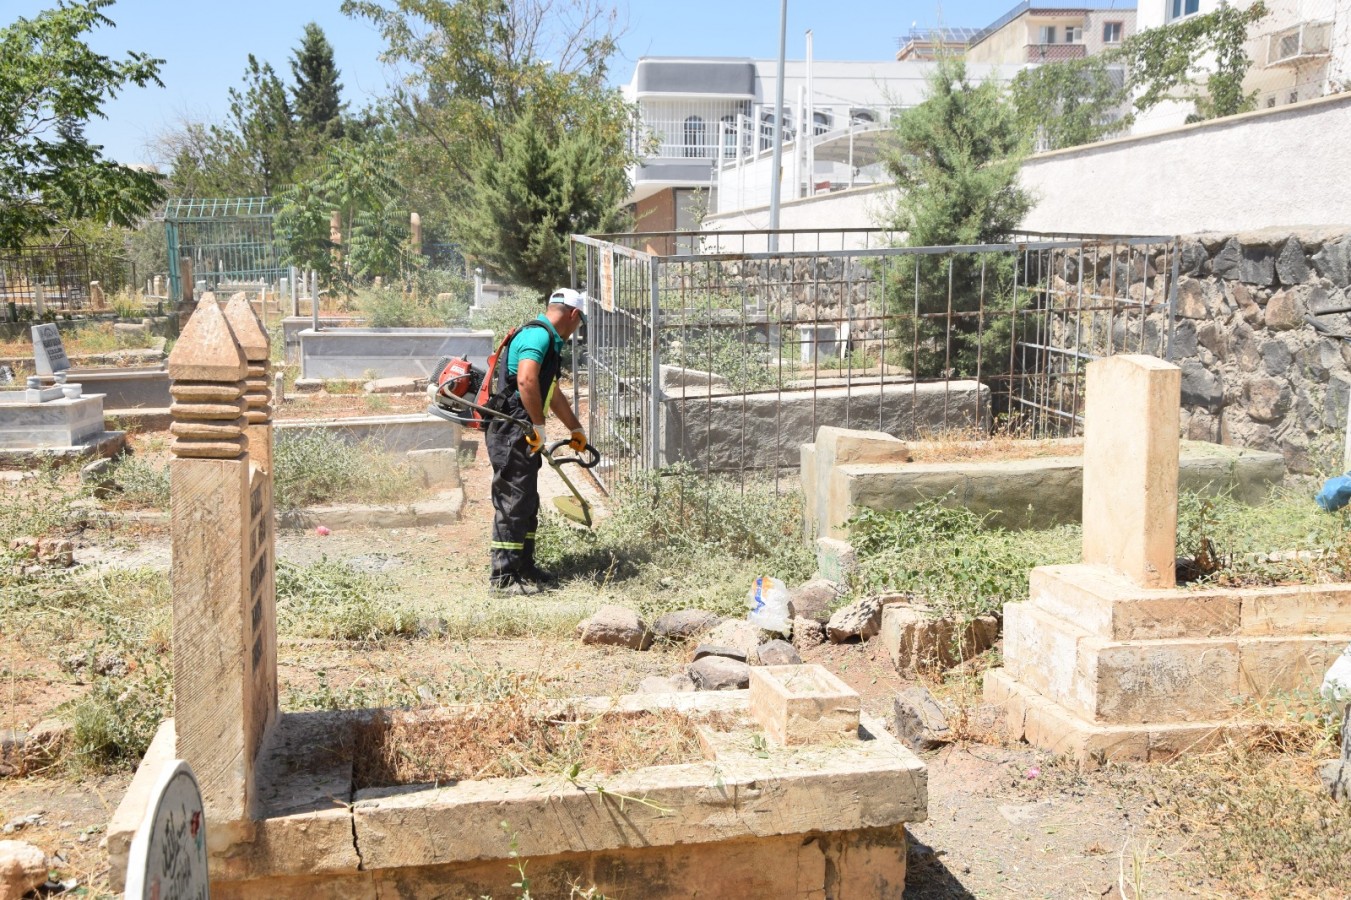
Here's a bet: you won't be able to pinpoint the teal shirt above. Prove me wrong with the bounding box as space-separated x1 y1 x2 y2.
505 315 563 376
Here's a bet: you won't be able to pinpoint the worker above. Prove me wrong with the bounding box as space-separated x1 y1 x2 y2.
486 288 589 594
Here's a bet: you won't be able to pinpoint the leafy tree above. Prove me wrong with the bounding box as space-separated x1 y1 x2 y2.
1011 2 1268 151
459 107 629 295
880 56 1031 379
227 56 299 195
341 0 636 279
291 23 345 140
0 0 166 250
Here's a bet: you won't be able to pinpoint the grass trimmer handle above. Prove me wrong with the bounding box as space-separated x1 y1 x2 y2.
545 439 601 469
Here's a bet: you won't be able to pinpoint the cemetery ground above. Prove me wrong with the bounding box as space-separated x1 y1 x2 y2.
3 420 1351 897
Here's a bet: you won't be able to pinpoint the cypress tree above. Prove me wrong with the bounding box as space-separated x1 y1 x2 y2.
291 22 345 140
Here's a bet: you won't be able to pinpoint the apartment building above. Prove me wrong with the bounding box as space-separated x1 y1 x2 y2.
963 0 1139 65
622 56 1005 243
895 27 983 60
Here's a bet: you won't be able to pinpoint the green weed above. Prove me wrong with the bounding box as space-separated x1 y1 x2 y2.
275 556 419 640
104 455 170 509
273 429 423 509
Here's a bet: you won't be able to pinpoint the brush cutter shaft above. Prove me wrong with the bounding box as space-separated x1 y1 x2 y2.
431 388 602 468
545 439 600 468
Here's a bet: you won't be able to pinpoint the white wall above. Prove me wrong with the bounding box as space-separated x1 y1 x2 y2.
1021 92 1351 234
703 93 1351 239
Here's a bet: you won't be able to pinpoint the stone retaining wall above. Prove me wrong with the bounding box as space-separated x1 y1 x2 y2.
1168 228 1351 472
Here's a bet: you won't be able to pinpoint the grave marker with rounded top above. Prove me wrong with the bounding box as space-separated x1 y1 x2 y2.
123 759 209 900
31 323 70 376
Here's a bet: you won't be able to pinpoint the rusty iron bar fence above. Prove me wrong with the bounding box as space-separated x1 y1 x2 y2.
569 229 1177 496
0 231 137 321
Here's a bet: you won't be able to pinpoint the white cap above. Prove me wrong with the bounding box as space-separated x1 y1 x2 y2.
549 287 588 320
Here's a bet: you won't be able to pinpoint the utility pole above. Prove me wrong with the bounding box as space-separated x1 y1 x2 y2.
768 0 788 251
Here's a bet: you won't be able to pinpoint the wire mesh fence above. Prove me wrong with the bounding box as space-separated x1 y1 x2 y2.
0 230 137 321
570 228 1177 496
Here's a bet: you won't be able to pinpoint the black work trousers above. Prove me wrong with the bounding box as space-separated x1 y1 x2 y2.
485 402 541 582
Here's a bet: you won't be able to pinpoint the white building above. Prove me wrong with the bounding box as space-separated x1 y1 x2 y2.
621 56 1006 247
1133 0 1351 133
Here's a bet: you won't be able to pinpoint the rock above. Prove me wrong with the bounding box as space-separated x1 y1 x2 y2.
363 376 419 394
893 686 953 751
1298 340 1343 383
0 840 47 900
1210 238 1242 280
1228 282 1262 326
754 639 802 666
652 609 721 643
416 616 448 637
787 579 842 623
826 596 883 643
791 617 826 650
1261 340 1293 376
882 604 1000 672
814 537 858 584
1320 758 1351 801
687 656 750 691
691 644 748 663
1174 279 1214 319
1237 242 1275 286
35 539 73 568
637 674 696 694
1197 322 1225 359
113 321 149 339
1276 237 1310 285
1171 320 1197 359
700 620 763 658
576 605 651 650
1266 288 1308 331
1180 361 1223 412
1178 238 1207 276
1244 378 1292 423
1312 237 1351 288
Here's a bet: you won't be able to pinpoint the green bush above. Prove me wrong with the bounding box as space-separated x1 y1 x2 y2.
273 429 423 509
664 329 777 393
0 466 81 544
358 281 470 328
275 557 418 640
68 660 172 771
849 497 1080 620
475 287 546 344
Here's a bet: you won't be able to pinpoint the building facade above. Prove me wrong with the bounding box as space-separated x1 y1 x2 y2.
963 1 1139 65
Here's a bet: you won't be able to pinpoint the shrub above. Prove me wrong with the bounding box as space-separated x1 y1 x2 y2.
273 429 423 509
275 557 418 640
68 660 172 771
849 497 1080 620
358 281 470 328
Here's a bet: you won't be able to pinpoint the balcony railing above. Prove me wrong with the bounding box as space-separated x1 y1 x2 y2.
1025 42 1087 62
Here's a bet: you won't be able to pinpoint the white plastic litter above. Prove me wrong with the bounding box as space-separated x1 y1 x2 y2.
747 575 790 634
1321 643 1351 702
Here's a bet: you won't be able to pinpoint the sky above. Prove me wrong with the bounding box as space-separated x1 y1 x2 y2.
5 0 1070 164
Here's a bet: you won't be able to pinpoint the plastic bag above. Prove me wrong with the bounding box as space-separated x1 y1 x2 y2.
1322 643 1351 703
1316 475 1351 512
747 575 791 634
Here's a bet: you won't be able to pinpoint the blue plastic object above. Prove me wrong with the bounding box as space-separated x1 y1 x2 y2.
1315 475 1351 512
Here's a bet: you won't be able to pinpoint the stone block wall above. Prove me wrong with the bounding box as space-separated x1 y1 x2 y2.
1168 228 1351 472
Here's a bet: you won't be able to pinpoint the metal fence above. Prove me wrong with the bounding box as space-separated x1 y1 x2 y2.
161 197 287 301
569 228 1177 495
0 230 137 320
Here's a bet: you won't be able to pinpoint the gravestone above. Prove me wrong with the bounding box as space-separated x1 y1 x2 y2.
123 759 209 900
167 293 277 827
31 323 71 376
90 281 106 310
1081 354 1181 589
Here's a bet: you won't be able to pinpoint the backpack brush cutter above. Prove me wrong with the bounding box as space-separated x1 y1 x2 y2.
427 367 601 528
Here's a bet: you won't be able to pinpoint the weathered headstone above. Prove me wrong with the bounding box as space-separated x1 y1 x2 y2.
167 294 277 828
410 212 422 253
1081 355 1181 589
90 281 106 310
123 759 210 899
32 283 44 317
31 323 70 376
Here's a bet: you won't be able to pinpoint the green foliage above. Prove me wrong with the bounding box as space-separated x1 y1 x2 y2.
475 287 548 343
228 56 299 196
459 105 630 295
1011 56 1128 150
105 455 171 509
849 498 1081 620
275 557 419 640
1012 2 1269 152
342 0 635 284
290 22 346 140
359 280 470 327
69 657 172 770
273 429 423 509
0 0 166 251
0 466 82 545
664 327 777 393
880 56 1031 379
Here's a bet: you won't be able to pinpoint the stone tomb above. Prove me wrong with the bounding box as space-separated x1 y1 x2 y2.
110 296 927 897
985 355 1351 766
0 325 123 458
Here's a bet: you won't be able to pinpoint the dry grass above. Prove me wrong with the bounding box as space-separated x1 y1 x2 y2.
352 698 713 788
906 424 1082 463
1128 696 1351 898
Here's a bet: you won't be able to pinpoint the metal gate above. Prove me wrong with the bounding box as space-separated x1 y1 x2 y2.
570 229 1177 494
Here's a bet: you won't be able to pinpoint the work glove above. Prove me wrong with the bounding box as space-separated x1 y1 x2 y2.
569 429 587 453
524 425 545 455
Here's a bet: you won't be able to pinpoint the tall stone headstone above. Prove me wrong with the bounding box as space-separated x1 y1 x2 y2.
410 212 422 254
167 294 277 832
32 283 45 317
89 281 107 310
31 323 70 376
1081 354 1181 589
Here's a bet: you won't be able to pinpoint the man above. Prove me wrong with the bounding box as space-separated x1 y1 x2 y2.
486 288 588 593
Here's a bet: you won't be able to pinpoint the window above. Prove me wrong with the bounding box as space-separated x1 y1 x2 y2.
849 108 876 126
812 110 832 135
720 115 738 159
1065 26 1082 42
1168 0 1199 20
683 115 705 158
1038 25 1057 43
1103 21 1122 43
